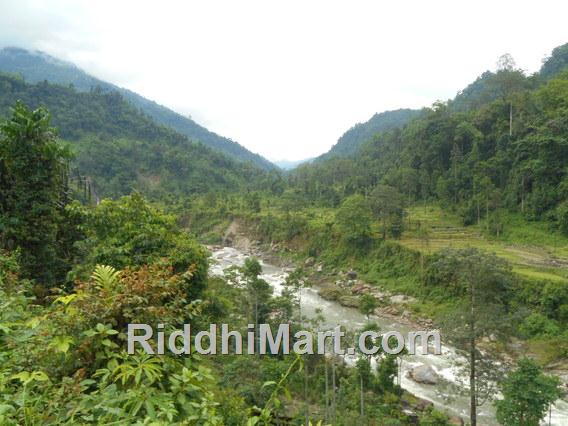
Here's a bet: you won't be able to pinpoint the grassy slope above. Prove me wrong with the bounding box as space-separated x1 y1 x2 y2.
400 204 568 283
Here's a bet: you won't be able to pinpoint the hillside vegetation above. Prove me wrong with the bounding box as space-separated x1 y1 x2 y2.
3 41 568 426
0 73 276 198
0 47 276 170
319 108 423 159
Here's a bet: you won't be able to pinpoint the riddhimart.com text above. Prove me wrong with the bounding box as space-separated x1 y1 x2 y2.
127 323 442 356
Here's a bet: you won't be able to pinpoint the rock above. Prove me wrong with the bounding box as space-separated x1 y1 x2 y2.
316 264 323 272
338 295 360 308
304 257 316 267
318 287 343 301
380 305 400 316
346 269 357 279
351 283 371 295
448 416 464 425
402 409 419 424
408 365 439 385
413 397 434 411
390 294 418 305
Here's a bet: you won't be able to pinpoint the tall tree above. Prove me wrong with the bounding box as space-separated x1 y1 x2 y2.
492 54 527 137
0 102 71 287
429 248 514 426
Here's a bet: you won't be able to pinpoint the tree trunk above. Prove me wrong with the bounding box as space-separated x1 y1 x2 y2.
360 373 364 418
304 360 309 426
470 279 477 426
324 360 329 422
509 101 513 137
255 296 259 356
470 335 477 426
486 198 489 231
332 359 337 424
521 175 525 213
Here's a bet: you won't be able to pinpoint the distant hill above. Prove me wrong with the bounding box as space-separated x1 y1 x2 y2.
320 44 568 162
273 157 314 170
0 73 269 198
0 47 276 170
318 109 423 160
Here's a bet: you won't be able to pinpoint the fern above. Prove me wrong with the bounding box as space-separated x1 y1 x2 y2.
91 265 121 292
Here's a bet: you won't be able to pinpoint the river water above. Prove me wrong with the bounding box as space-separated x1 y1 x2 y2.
210 246 568 425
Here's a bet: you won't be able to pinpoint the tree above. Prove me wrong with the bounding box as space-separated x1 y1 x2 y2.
495 358 561 426
359 294 378 321
429 248 514 426
369 184 405 239
282 267 311 324
0 102 71 287
239 257 273 347
335 194 373 248
80 193 209 299
492 54 527 137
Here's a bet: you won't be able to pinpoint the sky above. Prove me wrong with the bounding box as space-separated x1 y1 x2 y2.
1 1 567 161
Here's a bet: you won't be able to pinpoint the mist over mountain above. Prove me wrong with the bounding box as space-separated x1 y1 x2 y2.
273 157 314 170
0 47 276 170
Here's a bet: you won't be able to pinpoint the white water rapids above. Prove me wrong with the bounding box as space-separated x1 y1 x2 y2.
210 246 568 425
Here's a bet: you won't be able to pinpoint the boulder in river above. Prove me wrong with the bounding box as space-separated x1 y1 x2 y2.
408 364 439 385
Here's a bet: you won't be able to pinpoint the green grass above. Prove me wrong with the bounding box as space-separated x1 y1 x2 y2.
400 204 568 283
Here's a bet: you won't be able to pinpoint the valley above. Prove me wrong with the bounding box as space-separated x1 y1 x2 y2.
2 38 568 425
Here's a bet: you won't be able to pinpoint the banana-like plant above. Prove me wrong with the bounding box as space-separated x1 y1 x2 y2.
91 265 121 292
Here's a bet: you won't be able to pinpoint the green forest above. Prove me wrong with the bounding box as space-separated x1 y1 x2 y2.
2 34 568 426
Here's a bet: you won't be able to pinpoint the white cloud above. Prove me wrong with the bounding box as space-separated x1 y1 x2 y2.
1 0 567 160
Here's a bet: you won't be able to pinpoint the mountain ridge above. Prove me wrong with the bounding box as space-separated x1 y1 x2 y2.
0 72 271 198
0 47 277 170
317 108 424 160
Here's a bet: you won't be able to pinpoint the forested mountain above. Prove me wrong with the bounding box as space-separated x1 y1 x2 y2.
319 108 423 159
0 47 276 170
292 50 568 233
319 43 568 163
0 73 276 197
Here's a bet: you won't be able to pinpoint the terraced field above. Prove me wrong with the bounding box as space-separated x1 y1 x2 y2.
400 205 568 283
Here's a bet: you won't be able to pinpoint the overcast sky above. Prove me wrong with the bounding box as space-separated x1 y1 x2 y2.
1 0 567 161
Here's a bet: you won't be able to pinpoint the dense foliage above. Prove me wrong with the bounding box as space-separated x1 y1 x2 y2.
291 64 568 236
494 358 561 426
0 73 275 198
0 102 454 424
319 108 423 159
0 102 74 287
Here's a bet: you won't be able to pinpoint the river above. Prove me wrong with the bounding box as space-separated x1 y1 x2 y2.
210 246 568 425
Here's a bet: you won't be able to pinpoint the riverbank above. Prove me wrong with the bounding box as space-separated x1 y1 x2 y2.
210 219 568 424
